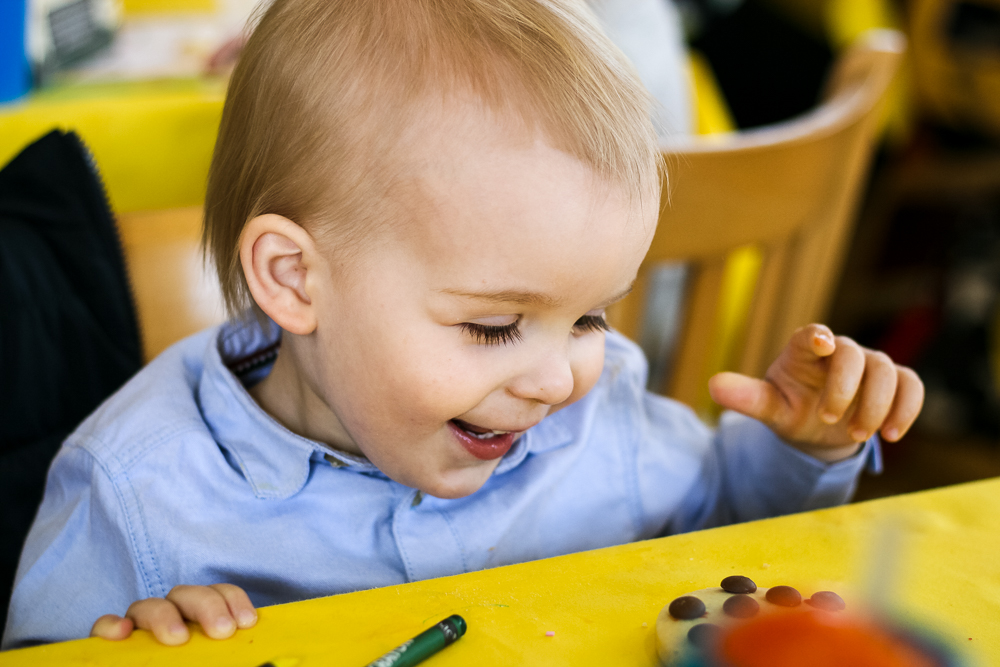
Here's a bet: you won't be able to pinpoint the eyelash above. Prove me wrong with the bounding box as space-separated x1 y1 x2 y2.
460 315 610 346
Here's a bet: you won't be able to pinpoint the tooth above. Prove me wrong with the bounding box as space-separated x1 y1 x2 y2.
459 424 512 439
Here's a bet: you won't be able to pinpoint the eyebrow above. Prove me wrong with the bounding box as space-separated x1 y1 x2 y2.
440 283 634 309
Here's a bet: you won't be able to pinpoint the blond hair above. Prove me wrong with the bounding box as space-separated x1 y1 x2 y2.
205 0 661 315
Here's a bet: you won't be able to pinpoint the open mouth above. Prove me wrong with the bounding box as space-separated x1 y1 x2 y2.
453 419 512 439
449 419 518 460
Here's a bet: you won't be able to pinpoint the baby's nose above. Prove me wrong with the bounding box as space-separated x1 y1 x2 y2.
506 348 574 405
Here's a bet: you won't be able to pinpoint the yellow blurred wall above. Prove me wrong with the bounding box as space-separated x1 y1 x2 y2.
0 81 224 214
122 0 216 13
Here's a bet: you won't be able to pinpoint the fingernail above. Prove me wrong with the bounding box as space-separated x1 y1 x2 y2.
851 429 868 442
238 610 257 627
815 332 834 346
821 412 839 424
215 617 236 634
169 622 187 637
883 428 899 441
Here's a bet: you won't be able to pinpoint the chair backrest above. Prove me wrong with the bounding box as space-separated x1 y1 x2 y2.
608 29 905 409
116 206 225 361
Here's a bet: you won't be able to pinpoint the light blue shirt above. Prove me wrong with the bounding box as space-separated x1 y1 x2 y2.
3 319 878 649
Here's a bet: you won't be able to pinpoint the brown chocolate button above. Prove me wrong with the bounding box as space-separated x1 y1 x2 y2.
806 591 846 611
723 594 760 619
687 623 722 648
669 595 707 620
720 575 757 594
765 585 802 607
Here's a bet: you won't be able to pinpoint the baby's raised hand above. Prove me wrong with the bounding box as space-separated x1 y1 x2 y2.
707 324 924 462
90 584 257 645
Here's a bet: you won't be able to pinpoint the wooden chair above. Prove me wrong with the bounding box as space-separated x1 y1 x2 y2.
116 207 225 361
608 29 906 412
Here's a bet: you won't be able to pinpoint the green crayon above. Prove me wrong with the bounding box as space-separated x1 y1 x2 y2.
364 615 467 667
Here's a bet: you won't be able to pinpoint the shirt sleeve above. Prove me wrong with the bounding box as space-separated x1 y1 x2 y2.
633 389 879 538
2 441 149 649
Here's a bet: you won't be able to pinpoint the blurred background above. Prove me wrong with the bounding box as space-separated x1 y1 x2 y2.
1 0 999 501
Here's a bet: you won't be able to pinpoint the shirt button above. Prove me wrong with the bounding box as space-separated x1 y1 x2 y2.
324 454 347 468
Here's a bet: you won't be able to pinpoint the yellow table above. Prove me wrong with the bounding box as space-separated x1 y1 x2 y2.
3 478 998 666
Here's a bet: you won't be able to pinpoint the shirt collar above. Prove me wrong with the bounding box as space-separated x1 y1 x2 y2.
197 317 577 498
197 318 376 500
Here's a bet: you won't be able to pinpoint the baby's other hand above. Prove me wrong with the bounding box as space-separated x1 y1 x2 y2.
707 324 924 462
90 584 257 646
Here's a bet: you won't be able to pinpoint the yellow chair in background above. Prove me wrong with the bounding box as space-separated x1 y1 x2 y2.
609 30 905 414
0 80 226 360
115 206 223 361
0 79 224 214
123 0 217 12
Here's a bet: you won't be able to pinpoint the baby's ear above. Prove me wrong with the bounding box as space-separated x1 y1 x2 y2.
240 214 318 335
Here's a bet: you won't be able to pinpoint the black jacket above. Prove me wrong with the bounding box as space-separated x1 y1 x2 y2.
0 130 142 631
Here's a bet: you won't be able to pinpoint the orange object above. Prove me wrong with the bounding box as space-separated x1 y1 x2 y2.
719 611 938 667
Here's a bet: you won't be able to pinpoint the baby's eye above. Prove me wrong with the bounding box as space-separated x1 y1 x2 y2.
459 321 523 346
574 312 610 334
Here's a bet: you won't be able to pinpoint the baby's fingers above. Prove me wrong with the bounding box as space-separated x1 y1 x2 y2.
880 366 924 442
789 323 837 360
90 614 134 641
124 597 190 645
708 372 785 425
847 351 898 443
818 337 866 424
165 585 240 640
210 583 258 629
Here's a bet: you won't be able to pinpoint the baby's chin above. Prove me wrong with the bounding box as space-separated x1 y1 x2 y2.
425 460 502 499
395 456 502 500
355 425 514 499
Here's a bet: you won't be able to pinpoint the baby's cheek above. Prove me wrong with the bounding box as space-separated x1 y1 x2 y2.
394 352 483 418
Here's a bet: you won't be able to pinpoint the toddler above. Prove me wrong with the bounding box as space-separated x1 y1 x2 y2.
3 0 922 649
